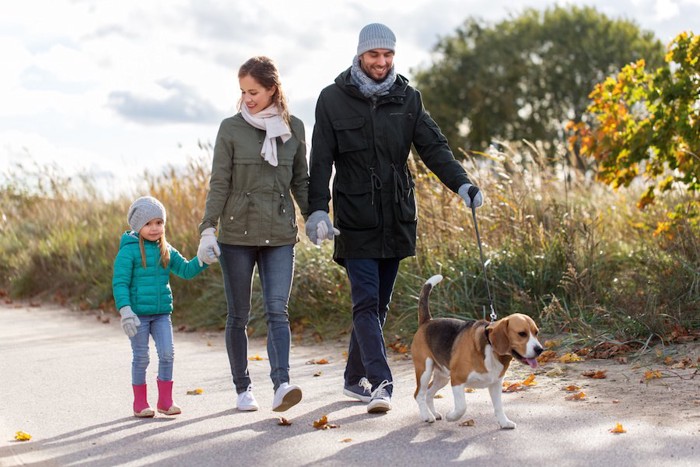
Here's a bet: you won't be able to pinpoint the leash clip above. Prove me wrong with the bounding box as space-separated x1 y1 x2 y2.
489 305 497 322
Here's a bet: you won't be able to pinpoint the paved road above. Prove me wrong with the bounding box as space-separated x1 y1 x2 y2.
0 303 697 466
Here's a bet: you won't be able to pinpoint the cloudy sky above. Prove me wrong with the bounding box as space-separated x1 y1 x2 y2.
1 0 698 196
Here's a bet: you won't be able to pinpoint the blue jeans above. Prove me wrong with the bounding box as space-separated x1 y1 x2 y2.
343 258 400 396
219 243 295 393
130 313 174 385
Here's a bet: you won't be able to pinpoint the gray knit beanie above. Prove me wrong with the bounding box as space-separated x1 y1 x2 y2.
357 23 396 56
127 196 166 232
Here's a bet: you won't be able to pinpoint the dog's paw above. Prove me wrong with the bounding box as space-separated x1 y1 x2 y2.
434 411 443 421
419 407 436 423
498 418 516 429
445 410 462 422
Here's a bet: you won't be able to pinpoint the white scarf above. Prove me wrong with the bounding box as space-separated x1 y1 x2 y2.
240 104 291 167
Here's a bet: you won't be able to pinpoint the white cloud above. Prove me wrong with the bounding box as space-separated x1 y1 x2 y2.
0 0 698 197
654 0 681 20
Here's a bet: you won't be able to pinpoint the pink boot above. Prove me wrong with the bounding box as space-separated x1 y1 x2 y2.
132 384 155 418
157 379 181 415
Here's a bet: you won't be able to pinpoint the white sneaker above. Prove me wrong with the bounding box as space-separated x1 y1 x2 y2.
272 382 302 412
367 380 392 414
236 385 259 411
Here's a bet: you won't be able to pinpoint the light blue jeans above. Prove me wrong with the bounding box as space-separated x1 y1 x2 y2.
129 313 174 385
219 244 294 394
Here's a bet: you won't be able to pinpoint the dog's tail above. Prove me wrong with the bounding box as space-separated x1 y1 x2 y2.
418 274 443 325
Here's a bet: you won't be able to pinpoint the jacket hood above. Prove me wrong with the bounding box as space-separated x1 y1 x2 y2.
119 230 140 248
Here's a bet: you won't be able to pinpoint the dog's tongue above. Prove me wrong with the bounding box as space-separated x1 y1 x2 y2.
526 358 539 368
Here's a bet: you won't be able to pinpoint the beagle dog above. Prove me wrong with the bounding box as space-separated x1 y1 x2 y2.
411 275 543 429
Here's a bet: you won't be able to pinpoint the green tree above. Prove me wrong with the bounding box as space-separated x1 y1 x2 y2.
570 32 699 225
412 5 665 164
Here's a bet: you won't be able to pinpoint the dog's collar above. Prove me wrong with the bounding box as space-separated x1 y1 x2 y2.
484 323 492 346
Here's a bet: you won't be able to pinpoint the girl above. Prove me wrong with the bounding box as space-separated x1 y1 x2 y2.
196 56 308 412
113 195 207 418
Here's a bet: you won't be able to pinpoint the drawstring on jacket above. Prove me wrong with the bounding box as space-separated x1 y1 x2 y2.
369 168 382 205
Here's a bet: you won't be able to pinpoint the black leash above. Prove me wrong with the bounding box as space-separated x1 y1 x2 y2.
467 185 497 322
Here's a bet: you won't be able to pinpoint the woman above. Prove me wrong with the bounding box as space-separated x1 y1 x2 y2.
197 56 308 412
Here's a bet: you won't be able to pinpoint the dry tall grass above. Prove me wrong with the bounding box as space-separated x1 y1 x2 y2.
1 144 698 346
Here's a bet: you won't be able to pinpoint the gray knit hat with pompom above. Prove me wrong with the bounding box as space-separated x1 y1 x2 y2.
357 23 396 56
127 196 166 232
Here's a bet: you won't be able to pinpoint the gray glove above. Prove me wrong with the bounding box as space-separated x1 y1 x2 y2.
315 219 340 246
306 210 338 245
458 183 484 209
197 227 221 266
119 306 140 338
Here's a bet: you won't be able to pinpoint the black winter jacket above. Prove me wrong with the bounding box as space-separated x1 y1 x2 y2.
308 68 471 263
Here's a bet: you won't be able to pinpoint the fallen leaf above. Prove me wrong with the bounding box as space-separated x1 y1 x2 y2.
313 415 328 429
565 391 586 401
503 382 523 393
388 340 409 354
537 350 558 363
459 419 476 427
522 374 537 386
582 370 607 379
278 417 292 426
545 366 566 377
312 415 339 430
306 358 329 365
340 438 353 443
609 423 626 434
563 385 581 392
186 388 204 395
464 388 475 393
249 354 265 361
644 370 663 380
559 353 583 363
671 357 694 369
435 393 444 398
587 342 631 359
313 371 323 377
15 431 31 441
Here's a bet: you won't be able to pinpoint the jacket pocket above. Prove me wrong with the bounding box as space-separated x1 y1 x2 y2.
396 178 417 223
276 193 297 230
333 117 367 154
222 192 251 231
334 181 379 230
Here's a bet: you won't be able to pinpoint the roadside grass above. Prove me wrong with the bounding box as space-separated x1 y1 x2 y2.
1 145 698 347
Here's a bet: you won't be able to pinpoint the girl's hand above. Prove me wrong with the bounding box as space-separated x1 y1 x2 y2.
119 306 140 338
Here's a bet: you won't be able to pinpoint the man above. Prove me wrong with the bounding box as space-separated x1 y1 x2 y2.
306 23 483 414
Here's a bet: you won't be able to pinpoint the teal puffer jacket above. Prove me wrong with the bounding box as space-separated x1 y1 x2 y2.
112 231 207 315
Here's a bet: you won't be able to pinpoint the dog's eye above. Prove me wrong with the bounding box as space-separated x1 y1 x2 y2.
518 331 527 337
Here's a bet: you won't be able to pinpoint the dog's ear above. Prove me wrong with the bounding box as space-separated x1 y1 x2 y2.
487 319 511 355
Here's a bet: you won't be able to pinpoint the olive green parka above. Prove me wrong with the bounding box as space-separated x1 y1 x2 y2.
200 113 309 246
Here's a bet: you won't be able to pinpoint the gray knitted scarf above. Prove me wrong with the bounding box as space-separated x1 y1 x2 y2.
350 55 396 98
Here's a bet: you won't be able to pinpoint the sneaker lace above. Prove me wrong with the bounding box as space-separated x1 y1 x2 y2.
371 380 393 399
358 377 372 394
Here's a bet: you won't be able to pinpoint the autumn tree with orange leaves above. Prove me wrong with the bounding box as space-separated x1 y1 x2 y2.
569 32 700 227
